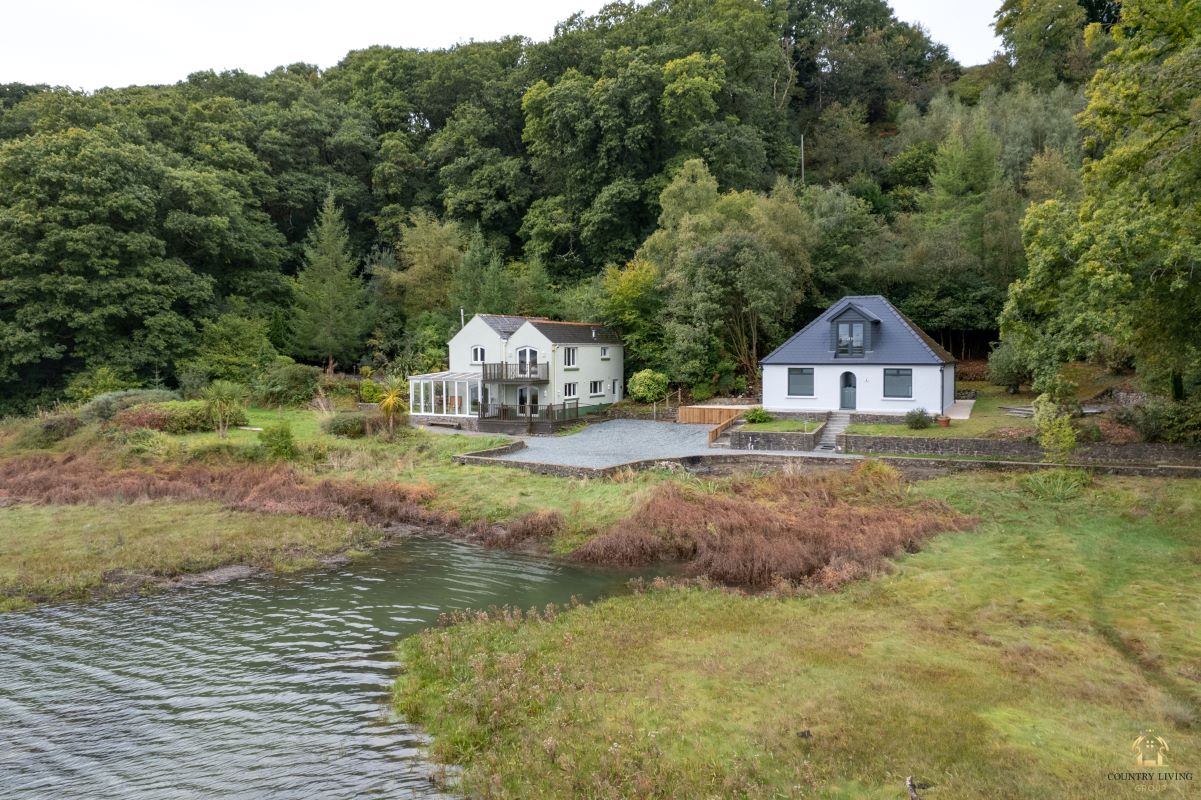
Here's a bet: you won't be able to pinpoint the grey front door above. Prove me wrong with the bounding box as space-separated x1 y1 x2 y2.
840 372 856 409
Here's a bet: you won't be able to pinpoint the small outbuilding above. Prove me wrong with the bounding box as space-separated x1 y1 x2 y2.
760 295 955 416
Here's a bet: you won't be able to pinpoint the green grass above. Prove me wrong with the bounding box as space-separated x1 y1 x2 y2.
0 502 382 610
395 473 1201 798
741 419 816 433
846 382 1038 438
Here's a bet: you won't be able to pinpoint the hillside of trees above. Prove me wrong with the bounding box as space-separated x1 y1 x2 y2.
0 0 1195 413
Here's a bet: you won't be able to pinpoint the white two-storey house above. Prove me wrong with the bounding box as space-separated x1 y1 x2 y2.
408 314 624 433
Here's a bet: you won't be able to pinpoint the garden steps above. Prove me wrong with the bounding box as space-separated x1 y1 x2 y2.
818 413 851 451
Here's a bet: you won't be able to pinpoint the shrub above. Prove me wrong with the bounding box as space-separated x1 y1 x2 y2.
1115 397 1201 444
78 389 180 422
1033 396 1077 463
743 407 773 424
120 428 181 459
176 365 210 400
62 366 140 403
323 412 368 438
15 414 83 449
114 400 247 434
180 313 279 385
202 380 249 438
1020 468 1089 501
259 422 298 460
905 407 933 429
359 378 384 403
689 382 716 402
112 403 173 432
320 372 360 401
254 362 322 407
988 341 1031 391
628 369 669 404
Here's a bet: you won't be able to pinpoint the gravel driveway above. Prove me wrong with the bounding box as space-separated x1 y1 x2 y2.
492 419 851 469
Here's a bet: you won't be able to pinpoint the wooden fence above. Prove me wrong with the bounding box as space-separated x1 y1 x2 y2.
677 405 744 425
676 405 745 445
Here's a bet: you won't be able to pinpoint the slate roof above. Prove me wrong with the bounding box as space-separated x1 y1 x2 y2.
525 319 622 345
476 314 529 339
761 295 954 366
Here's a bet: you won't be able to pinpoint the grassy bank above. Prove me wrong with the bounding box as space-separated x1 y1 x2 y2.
396 473 1201 799
0 502 381 611
846 382 1036 438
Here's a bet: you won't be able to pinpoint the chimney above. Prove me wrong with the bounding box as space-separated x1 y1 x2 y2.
591 328 596 340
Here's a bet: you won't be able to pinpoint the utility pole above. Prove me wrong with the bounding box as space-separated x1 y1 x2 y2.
800 133 805 184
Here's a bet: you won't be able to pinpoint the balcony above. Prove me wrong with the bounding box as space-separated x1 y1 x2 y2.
481 361 549 383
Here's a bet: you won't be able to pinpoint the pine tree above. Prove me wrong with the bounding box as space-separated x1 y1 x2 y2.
289 192 370 373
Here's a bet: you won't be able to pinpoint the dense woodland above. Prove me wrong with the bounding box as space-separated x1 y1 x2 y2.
0 0 1196 414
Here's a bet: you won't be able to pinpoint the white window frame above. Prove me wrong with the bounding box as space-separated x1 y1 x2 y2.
600 346 609 359
563 382 578 399
470 345 485 364
563 347 577 367
589 380 604 397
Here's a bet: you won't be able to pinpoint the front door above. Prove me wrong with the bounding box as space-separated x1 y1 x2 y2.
517 347 537 377
518 385 540 416
840 372 856 409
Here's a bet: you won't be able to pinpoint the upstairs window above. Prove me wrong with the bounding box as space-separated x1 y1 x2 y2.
836 322 864 357
563 347 577 367
600 346 609 359
470 345 485 363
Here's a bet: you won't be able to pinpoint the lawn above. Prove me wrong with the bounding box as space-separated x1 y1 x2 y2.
396 473 1201 799
846 381 1037 438
0 502 381 611
741 419 817 433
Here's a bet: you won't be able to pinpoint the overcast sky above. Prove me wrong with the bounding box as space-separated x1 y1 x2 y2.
0 0 1001 91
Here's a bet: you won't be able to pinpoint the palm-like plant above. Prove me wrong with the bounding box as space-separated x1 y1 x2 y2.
377 374 406 437
202 380 248 439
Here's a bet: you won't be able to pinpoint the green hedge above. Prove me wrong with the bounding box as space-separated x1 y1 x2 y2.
113 400 247 434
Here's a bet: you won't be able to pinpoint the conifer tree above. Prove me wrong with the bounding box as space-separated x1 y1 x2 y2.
289 192 370 372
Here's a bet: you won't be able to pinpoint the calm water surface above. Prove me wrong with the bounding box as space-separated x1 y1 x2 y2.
0 537 635 799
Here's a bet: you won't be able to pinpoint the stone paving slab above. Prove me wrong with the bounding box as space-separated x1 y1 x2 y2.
492 419 851 469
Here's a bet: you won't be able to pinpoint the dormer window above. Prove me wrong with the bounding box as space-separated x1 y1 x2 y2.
836 322 864 357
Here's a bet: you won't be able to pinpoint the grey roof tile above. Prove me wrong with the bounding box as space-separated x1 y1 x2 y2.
761 295 955 365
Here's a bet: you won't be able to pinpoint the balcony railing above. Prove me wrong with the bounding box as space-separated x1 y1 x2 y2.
478 400 579 422
481 361 549 382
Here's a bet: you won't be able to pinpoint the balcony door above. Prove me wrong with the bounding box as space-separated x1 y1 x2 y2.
517 347 537 377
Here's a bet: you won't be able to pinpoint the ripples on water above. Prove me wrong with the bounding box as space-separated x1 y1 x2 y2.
0 537 633 799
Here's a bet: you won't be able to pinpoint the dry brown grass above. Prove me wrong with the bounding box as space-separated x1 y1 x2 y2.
573 462 974 589
0 453 451 528
464 509 565 549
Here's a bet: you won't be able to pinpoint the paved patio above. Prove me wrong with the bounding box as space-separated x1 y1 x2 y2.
492 419 853 469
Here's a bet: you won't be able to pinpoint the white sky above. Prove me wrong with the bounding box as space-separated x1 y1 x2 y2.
0 0 1001 92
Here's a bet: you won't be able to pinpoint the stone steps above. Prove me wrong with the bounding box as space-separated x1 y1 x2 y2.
817 413 851 451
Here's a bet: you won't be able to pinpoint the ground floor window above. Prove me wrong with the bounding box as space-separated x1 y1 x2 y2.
787 367 814 397
564 382 578 399
883 368 913 398
589 380 604 396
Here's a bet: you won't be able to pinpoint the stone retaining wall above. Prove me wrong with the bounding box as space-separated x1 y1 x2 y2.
602 405 679 422
728 423 825 451
848 412 906 425
410 414 479 431
838 433 1201 466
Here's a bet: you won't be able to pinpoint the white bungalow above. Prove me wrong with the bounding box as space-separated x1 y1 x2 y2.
761 296 956 415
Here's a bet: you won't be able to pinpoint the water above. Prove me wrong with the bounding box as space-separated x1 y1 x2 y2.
0 537 636 799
